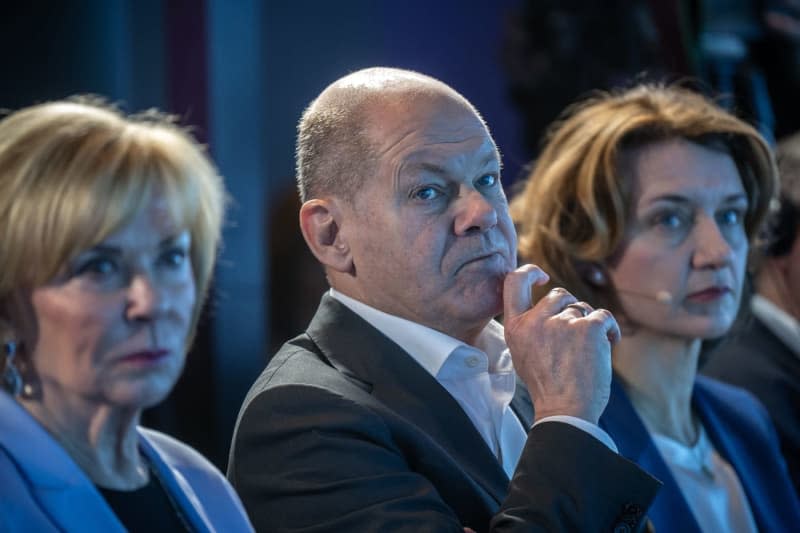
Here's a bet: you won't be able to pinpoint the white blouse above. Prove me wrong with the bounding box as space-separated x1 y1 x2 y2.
650 423 758 533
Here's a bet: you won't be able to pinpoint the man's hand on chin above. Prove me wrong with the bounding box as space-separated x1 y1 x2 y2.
502 264 621 425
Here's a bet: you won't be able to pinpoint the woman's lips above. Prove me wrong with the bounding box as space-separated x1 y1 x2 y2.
686 286 731 303
118 349 170 365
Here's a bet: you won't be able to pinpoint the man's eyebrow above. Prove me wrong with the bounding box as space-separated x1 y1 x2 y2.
479 152 499 168
405 152 500 176
408 161 447 175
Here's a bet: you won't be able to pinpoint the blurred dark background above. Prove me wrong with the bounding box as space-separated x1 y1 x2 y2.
3 0 799 469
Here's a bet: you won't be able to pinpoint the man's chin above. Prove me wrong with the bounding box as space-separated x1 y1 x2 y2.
455 287 504 320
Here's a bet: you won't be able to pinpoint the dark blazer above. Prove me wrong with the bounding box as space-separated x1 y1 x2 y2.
228 294 660 532
0 391 253 532
600 375 800 533
702 314 800 494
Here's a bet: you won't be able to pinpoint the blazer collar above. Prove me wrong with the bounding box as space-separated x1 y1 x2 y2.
0 391 124 531
601 378 702 533
691 375 793 532
0 392 215 532
306 293 511 503
138 430 216 532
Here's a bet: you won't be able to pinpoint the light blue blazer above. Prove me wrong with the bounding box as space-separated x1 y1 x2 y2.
0 392 254 532
601 375 800 532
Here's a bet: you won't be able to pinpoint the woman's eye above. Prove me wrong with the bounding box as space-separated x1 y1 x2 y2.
655 212 685 230
475 174 498 188
412 186 442 201
718 208 744 226
76 257 118 278
161 248 188 268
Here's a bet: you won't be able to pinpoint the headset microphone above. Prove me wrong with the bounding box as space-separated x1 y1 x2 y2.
615 287 673 304
583 265 672 304
654 290 672 304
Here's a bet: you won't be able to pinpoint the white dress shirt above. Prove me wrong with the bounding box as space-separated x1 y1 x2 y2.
330 288 617 478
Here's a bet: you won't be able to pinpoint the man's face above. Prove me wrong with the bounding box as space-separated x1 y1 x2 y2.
339 95 516 342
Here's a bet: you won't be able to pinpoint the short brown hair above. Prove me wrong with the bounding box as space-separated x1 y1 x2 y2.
510 84 776 312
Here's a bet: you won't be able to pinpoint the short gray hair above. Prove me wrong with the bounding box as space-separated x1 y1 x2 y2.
295 67 480 202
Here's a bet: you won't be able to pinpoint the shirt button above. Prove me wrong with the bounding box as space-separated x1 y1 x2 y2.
465 356 480 368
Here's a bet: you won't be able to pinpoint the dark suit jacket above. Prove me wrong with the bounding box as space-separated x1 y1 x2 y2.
228 294 660 532
702 314 800 494
600 375 800 533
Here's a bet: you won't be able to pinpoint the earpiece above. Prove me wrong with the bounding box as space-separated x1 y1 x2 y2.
587 266 607 286
579 262 672 303
578 262 607 287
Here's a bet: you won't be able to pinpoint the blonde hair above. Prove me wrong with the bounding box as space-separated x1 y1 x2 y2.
0 97 226 340
510 84 777 312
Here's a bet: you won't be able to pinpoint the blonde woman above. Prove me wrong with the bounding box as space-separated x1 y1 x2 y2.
0 98 253 532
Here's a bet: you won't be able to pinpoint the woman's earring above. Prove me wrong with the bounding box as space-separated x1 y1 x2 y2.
589 268 606 286
586 265 607 287
2 341 23 396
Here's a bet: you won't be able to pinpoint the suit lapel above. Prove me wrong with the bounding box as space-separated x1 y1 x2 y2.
601 378 702 533
692 376 771 532
0 392 125 532
138 430 215 533
306 294 510 503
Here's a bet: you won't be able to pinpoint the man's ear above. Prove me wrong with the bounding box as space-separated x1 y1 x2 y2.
299 198 353 273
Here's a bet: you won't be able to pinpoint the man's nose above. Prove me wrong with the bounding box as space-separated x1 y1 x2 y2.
691 217 736 270
126 274 165 322
453 189 498 235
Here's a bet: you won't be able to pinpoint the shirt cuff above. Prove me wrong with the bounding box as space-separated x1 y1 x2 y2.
533 415 619 453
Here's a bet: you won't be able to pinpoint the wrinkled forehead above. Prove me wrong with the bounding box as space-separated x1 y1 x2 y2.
367 93 498 163
398 134 500 179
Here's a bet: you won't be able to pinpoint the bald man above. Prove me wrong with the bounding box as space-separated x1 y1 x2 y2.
228 68 660 532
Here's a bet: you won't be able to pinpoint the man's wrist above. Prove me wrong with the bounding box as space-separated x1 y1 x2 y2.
532 404 600 426
532 416 619 453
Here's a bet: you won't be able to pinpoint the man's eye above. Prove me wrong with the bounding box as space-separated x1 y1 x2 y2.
475 174 498 188
661 214 681 228
412 186 442 201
